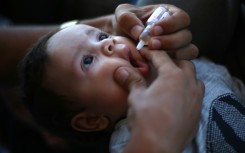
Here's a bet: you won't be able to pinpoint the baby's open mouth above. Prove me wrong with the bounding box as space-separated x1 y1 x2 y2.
128 51 150 77
129 52 140 68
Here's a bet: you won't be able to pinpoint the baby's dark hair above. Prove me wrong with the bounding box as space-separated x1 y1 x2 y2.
19 29 110 151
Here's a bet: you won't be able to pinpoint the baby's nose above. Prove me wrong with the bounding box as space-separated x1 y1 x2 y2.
101 38 115 56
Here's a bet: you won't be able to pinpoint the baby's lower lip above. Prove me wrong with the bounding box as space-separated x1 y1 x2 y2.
128 52 150 77
135 61 150 77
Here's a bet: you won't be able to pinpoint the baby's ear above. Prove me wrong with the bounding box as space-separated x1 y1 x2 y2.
71 111 109 132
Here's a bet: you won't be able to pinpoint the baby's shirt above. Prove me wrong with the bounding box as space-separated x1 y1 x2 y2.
109 58 245 153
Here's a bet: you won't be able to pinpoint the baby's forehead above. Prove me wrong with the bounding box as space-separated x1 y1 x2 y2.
57 24 96 36
48 24 97 44
47 24 93 51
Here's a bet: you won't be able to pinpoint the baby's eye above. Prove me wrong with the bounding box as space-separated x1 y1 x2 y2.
82 56 94 70
98 33 109 41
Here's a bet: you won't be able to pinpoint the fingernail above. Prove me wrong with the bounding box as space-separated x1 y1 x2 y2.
131 25 143 39
115 68 129 84
150 39 162 49
153 26 163 35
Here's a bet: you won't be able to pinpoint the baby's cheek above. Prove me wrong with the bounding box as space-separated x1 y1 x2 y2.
105 89 128 119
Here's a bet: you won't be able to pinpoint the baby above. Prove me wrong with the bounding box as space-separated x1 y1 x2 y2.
19 24 152 152
19 24 245 153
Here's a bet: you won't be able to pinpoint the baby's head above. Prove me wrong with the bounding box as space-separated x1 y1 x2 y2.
19 24 150 142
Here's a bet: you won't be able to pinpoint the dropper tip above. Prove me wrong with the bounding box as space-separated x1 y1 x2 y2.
136 40 145 50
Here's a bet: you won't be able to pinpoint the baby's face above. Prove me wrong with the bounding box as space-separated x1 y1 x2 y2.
44 24 150 122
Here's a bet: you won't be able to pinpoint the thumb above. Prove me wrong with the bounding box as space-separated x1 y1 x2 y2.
114 67 147 92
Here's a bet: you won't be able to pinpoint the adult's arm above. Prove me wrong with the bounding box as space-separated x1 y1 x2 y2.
114 49 204 153
0 26 56 80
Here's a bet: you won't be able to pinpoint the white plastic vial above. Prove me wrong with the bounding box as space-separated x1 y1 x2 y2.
136 7 170 50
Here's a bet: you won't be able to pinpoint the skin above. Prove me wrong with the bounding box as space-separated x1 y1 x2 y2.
115 49 204 153
44 24 151 123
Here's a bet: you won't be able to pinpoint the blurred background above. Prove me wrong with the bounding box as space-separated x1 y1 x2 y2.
0 0 136 25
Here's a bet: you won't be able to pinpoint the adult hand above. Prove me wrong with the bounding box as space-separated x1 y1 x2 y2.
114 48 204 153
114 4 198 60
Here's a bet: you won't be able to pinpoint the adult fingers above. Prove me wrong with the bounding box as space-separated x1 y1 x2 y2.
114 66 147 93
173 59 197 80
167 44 199 60
140 48 177 73
151 4 190 35
148 29 192 50
177 60 205 100
173 59 205 143
174 59 205 116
